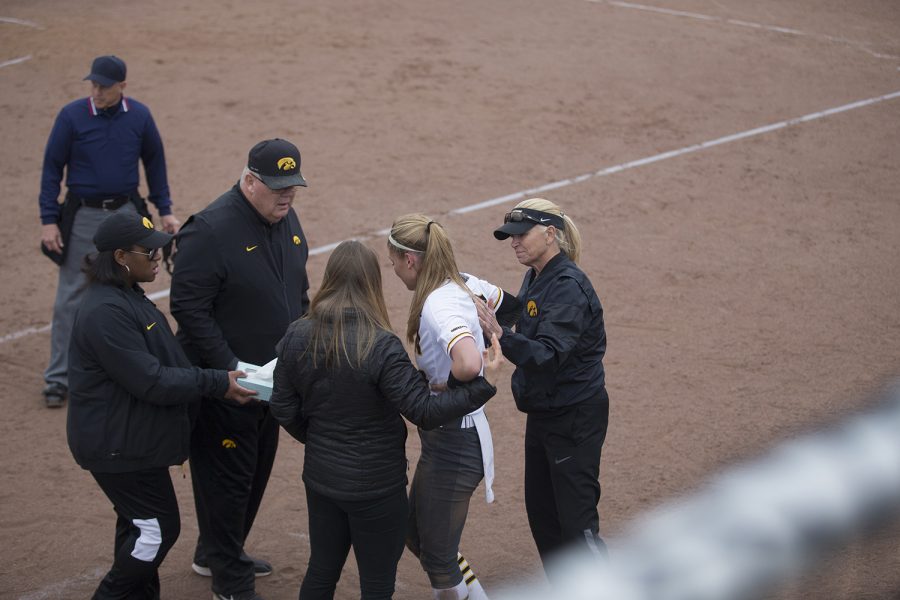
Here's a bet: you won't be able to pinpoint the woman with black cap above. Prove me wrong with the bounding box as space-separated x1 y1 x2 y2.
66 210 257 600
476 197 609 579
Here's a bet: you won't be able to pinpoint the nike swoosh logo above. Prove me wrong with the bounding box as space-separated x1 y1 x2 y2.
245 245 258 252
539 217 550 222
146 322 157 331
555 456 572 465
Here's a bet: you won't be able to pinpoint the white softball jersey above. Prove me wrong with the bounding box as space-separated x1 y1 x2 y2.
417 273 503 502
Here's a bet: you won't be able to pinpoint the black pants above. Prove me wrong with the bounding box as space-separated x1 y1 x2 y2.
299 485 408 600
90 468 181 600
190 398 279 596
524 400 608 577
406 425 483 589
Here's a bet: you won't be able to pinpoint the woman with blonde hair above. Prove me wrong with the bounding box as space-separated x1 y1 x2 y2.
270 240 501 600
477 197 609 580
388 214 520 600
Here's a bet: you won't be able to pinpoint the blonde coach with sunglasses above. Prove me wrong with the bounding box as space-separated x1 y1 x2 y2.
66 211 256 600
476 198 609 581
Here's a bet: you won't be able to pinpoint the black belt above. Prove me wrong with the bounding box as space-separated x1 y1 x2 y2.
75 195 132 210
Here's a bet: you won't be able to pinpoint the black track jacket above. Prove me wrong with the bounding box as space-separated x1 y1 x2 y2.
171 184 310 371
500 252 608 414
67 283 229 473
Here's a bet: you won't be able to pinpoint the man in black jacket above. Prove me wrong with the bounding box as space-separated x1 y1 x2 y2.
170 139 310 600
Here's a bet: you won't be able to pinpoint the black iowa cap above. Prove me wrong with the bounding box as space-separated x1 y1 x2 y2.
93 211 173 252
247 138 307 190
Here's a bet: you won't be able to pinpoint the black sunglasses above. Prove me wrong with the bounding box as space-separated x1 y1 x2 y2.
126 247 160 261
504 209 543 225
503 209 563 229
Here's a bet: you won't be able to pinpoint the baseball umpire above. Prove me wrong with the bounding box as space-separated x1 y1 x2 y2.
170 139 310 600
39 54 179 408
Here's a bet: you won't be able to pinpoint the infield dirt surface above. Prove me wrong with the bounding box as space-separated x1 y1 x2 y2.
2 1 899 598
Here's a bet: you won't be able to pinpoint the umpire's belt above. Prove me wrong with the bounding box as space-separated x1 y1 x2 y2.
75 194 133 210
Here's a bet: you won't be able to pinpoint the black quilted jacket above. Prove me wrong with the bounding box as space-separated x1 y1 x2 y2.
269 312 496 501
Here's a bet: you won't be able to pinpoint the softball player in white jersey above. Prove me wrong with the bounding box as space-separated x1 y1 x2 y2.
388 214 520 600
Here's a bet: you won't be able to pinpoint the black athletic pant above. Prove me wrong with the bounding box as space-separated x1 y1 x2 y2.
299 485 409 600
190 398 279 596
90 468 181 600
524 400 608 578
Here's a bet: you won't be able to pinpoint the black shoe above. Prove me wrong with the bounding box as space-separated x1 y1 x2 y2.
193 553 272 578
43 382 67 408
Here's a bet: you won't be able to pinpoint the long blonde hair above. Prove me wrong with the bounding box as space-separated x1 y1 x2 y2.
306 240 392 368
516 198 582 264
388 214 470 349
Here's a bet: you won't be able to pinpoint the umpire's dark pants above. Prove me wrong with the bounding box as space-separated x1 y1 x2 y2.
190 397 279 596
524 398 608 577
91 468 181 600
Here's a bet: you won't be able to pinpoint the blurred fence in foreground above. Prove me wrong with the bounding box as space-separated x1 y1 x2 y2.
497 381 900 600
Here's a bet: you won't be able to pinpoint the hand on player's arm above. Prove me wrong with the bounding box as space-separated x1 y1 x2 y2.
475 296 503 340
481 332 504 387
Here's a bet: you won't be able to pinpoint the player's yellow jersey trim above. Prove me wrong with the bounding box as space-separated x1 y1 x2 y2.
447 330 475 353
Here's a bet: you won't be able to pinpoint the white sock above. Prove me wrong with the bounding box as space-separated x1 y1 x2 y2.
457 553 489 600
432 580 469 600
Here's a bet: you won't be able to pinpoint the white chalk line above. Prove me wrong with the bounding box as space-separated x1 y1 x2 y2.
0 16 41 28
0 54 32 69
5 88 900 345
1 15 41 71
593 0 900 61
0 323 52 344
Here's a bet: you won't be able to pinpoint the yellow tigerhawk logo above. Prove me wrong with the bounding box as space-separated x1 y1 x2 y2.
277 157 296 171
245 245 258 252
221 439 237 449
526 300 538 317
293 235 301 246
145 322 157 331
141 217 153 229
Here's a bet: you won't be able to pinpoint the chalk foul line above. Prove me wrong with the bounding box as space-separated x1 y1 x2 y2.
0 16 41 28
0 54 32 69
4 88 899 345
594 0 900 61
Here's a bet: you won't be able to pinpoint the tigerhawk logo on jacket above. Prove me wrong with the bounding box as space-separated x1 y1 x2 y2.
221 439 237 449
527 300 538 317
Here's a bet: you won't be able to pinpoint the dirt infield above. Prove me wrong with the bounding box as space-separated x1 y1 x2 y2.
2 1 899 598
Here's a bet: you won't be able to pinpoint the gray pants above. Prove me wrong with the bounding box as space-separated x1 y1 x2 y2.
44 202 137 387
406 424 484 589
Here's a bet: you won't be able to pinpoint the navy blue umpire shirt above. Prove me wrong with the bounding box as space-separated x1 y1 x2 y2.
39 97 172 224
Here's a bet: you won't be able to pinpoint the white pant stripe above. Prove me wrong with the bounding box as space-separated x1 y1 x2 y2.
131 518 162 562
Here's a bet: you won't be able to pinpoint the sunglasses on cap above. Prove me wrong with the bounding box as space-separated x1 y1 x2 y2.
126 247 161 261
503 208 565 229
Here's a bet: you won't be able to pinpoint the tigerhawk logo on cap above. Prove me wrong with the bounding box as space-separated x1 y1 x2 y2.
141 217 153 229
221 439 237 449
277 157 296 171
527 300 538 317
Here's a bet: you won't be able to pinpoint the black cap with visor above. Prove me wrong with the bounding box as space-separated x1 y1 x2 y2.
93 211 173 252
493 208 566 240
247 138 308 190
